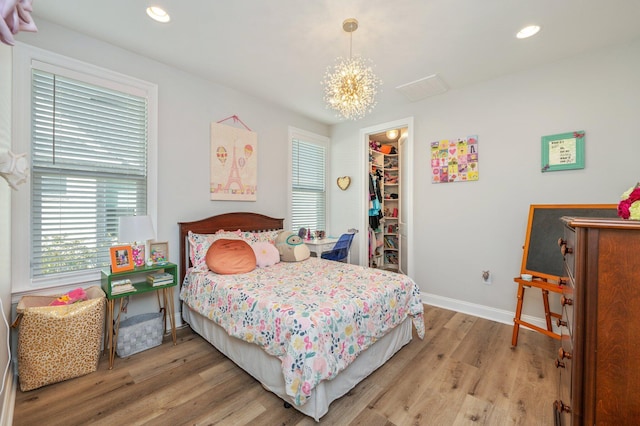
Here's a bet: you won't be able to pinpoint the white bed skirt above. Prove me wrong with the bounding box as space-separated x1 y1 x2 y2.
182 304 413 421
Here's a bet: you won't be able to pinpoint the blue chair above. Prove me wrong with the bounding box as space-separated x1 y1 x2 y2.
321 232 356 262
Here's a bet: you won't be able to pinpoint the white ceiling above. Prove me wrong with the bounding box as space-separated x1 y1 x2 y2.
31 1 640 125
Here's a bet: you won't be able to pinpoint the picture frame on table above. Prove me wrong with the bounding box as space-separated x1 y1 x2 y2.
541 130 585 172
110 245 135 273
149 241 169 265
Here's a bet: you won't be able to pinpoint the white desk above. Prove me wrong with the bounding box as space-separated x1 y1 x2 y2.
305 237 339 257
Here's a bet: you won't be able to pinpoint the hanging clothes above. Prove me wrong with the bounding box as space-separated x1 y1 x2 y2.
368 170 383 229
369 227 376 258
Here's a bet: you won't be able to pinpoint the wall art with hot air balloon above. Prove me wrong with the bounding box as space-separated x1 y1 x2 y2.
210 121 258 201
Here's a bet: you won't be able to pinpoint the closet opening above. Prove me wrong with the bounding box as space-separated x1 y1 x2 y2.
359 118 414 277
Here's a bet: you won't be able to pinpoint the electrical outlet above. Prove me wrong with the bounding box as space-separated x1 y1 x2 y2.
481 270 492 285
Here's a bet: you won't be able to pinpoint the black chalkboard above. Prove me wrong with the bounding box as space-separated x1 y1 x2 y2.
520 204 617 280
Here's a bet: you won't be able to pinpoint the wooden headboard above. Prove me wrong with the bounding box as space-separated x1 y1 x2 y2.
178 212 284 284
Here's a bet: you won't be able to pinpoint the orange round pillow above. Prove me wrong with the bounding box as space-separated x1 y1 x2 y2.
205 239 256 274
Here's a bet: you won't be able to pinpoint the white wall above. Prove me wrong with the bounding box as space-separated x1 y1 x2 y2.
330 39 640 323
13 19 329 319
1 43 15 422
8 19 640 339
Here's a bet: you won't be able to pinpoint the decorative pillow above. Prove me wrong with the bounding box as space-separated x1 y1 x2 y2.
251 242 280 268
188 230 241 269
274 231 310 262
238 230 281 245
205 239 256 275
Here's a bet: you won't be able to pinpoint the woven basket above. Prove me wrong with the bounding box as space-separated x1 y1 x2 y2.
16 286 105 391
116 312 164 357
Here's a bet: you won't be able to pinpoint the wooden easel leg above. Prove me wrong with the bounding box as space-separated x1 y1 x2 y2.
542 289 552 331
512 282 526 346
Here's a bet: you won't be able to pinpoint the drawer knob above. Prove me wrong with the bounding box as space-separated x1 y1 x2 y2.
556 318 567 328
555 359 566 369
558 347 572 360
561 296 573 306
558 238 574 255
554 400 571 414
560 243 573 256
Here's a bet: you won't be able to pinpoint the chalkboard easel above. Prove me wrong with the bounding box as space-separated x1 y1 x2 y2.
512 203 618 346
520 204 618 281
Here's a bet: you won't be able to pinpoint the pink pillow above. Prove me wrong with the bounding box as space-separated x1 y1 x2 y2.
251 242 280 268
205 239 256 275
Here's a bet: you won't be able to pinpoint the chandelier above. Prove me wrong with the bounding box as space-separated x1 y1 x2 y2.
322 18 381 120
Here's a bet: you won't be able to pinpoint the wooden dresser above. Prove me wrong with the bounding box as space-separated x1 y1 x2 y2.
554 217 640 425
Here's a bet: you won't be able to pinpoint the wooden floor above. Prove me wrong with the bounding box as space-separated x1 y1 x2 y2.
13 306 557 426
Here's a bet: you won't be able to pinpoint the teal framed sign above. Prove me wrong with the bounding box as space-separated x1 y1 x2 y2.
541 130 585 172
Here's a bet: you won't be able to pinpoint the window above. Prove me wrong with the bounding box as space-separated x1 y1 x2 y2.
31 69 148 278
12 45 157 291
289 128 329 233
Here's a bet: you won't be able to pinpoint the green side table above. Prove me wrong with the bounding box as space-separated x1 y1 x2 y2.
101 262 178 369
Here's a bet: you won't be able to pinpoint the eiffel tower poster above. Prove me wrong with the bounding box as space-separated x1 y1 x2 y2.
210 122 258 201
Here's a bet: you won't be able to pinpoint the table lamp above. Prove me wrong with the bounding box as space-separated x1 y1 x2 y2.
118 215 156 267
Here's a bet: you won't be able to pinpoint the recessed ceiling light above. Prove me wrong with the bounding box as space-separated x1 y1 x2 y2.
517 25 540 39
146 6 170 23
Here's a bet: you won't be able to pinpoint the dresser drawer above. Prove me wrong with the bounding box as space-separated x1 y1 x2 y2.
557 329 573 398
561 226 576 280
561 283 575 338
555 316 573 426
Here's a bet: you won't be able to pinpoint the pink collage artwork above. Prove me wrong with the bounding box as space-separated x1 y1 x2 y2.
430 135 479 184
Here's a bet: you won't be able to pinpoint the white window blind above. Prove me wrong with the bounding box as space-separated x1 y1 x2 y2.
291 139 326 233
31 69 148 278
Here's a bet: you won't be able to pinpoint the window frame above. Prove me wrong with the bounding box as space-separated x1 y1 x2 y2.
11 43 158 296
287 127 330 234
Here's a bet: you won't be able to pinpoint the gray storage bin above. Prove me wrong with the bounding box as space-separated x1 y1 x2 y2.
116 312 164 357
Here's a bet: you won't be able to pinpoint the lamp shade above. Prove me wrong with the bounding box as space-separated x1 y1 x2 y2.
118 215 156 243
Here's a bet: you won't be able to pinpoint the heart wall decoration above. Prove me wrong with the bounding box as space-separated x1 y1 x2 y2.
337 176 351 191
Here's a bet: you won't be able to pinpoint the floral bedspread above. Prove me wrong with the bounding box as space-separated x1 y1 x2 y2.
180 257 425 406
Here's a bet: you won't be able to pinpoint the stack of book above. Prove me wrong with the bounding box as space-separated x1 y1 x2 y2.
112 278 136 295
147 272 174 287
384 236 397 249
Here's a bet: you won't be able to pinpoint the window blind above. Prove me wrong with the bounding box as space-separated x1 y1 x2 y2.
31 69 148 278
291 139 326 233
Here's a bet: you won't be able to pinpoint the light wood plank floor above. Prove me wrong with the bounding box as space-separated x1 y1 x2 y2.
13 306 557 425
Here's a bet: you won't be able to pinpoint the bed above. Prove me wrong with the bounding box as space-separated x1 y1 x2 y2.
178 212 425 421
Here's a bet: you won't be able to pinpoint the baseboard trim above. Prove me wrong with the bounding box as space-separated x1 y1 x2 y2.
0 370 16 426
420 291 559 335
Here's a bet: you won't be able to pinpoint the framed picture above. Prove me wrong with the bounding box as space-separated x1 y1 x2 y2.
149 241 169 265
541 131 585 172
110 245 135 273
210 122 258 201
